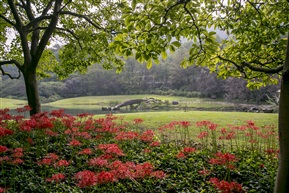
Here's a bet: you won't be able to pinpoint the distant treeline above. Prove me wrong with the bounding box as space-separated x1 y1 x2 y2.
0 42 279 104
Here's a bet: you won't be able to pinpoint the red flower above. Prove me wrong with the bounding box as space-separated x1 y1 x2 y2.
98 144 125 156
0 187 5 193
198 169 211 176
96 171 116 184
143 148 152 153
74 170 97 188
209 177 244 193
78 148 93 155
11 158 24 165
179 121 191 128
68 139 82 146
150 170 166 179
149 141 161 147
46 173 65 182
0 127 14 137
139 130 155 142
133 118 144 124
54 160 70 167
88 157 108 167
176 152 186 159
0 146 8 153
197 131 209 139
13 148 24 158
49 109 65 118
0 156 10 163
27 138 34 145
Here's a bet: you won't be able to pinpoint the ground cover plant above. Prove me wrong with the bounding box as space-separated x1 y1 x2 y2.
0 107 278 192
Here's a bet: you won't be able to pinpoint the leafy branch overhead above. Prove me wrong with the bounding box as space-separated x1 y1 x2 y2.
111 0 289 89
0 0 127 79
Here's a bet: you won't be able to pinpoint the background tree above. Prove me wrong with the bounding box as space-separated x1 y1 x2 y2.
0 0 126 115
111 0 289 192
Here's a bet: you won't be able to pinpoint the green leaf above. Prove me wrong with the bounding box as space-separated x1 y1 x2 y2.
161 51 167 60
146 58 152 69
132 0 137 10
171 41 181 47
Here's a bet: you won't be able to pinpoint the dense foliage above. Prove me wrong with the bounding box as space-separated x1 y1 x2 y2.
0 43 279 104
0 107 278 192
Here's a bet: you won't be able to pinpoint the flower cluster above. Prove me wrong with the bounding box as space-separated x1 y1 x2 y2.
209 177 244 193
209 152 237 169
176 147 196 159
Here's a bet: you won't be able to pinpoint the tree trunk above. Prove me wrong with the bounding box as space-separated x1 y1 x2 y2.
23 69 41 116
274 32 289 193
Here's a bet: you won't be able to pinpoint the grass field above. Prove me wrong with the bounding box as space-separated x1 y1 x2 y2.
94 111 278 129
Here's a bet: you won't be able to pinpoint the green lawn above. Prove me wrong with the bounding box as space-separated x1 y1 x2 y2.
95 111 278 129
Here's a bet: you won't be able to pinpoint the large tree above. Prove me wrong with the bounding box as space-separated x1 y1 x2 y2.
111 0 289 192
0 0 126 115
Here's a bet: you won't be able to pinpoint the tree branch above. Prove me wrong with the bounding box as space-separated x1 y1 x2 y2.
59 11 102 29
42 0 55 16
218 55 284 74
7 0 24 29
0 14 16 27
34 0 62 67
0 60 22 79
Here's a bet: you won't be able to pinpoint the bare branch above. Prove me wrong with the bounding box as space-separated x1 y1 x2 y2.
7 0 24 29
59 11 102 29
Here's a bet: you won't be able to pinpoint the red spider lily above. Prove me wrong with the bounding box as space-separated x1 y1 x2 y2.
149 141 161 147
49 109 65 118
76 113 93 118
176 152 186 159
114 131 139 141
61 116 77 128
209 177 244 193
221 128 227 134
78 148 93 155
74 170 97 188
45 153 59 161
198 169 211 176
0 187 5 193
96 171 117 184
68 139 82 146
19 119 37 132
98 144 125 156
0 127 14 137
54 160 70 167
0 146 8 153
197 131 209 139
208 123 218 130
38 158 53 166
196 120 212 127
46 173 65 183
13 148 24 158
134 162 154 178
45 129 58 137
209 152 237 168
11 158 24 165
74 131 92 139
133 118 144 124
16 105 32 113
183 147 196 153
88 157 108 167
178 121 191 128
143 148 152 153
139 130 155 142
26 137 34 145
176 147 196 159
150 170 166 179
0 156 10 163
